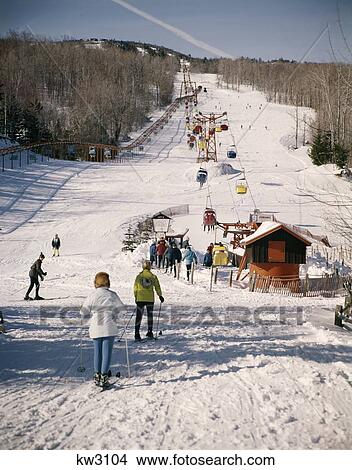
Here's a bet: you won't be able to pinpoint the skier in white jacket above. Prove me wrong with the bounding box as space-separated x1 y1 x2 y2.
80 272 124 388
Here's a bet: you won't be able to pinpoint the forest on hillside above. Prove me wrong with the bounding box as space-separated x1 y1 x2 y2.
217 58 352 168
1 31 351 170
0 33 179 144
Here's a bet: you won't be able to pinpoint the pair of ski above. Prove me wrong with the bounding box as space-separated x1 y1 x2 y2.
23 296 69 301
97 370 121 392
134 334 163 343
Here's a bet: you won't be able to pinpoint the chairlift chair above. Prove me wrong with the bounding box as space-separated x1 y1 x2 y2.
203 208 216 231
89 146 96 160
104 148 112 158
196 168 208 184
236 179 248 194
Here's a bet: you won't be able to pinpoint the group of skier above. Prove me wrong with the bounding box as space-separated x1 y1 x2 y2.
23 234 214 389
149 237 198 281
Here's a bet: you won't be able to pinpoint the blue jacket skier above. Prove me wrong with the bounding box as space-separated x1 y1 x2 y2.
149 241 157 266
203 249 212 267
182 246 198 281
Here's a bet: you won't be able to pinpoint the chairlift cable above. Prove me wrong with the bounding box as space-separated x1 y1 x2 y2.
227 121 257 210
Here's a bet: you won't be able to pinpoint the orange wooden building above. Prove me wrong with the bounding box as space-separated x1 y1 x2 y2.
239 221 311 278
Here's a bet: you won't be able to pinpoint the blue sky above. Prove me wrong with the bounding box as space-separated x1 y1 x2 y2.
1 0 352 61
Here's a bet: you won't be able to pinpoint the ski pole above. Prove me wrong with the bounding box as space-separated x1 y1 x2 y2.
125 338 131 378
77 317 86 373
155 302 162 339
118 311 135 342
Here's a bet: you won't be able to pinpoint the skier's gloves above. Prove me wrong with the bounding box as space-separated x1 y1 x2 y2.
159 296 165 303
43 272 47 276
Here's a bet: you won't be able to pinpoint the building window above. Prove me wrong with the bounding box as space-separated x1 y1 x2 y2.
268 241 285 262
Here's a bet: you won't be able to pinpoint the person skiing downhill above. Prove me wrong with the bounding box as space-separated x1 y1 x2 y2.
80 272 124 389
182 246 198 281
52 234 61 257
24 252 47 300
134 260 164 341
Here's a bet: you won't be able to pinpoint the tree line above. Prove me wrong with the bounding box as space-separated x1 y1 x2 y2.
0 32 179 145
217 58 352 168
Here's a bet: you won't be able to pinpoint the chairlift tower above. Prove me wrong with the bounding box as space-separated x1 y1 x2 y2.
194 111 227 163
180 62 196 98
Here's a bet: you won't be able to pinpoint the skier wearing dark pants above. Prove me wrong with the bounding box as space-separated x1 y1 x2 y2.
203 249 212 268
135 302 154 336
156 239 167 268
24 253 47 300
149 241 157 266
182 246 198 281
134 260 164 340
52 234 61 257
166 243 182 277
80 272 124 388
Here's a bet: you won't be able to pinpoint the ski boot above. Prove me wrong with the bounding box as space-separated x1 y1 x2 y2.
34 295 44 300
93 372 101 386
24 296 33 301
135 332 142 342
146 330 154 340
100 373 110 389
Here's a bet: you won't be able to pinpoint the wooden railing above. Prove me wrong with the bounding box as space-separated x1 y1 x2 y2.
249 272 350 298
0 94 194 170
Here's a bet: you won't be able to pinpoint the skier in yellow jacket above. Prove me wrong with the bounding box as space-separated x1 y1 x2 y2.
134 260 164 340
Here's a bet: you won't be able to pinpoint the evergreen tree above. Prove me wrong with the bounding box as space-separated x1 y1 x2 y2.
0 88 23 139
333 143 349 169
22 100 51 143
309 131 332 166
22 100 42 142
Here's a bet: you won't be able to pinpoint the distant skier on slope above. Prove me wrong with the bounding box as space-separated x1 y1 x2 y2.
24 252 47 300
133 260 164 341
182 246 198 281
80 272 124 389
51 234 61 257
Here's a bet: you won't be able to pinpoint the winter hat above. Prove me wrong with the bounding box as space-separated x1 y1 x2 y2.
39 252 45 259
94 272 110 288
142 260 152 270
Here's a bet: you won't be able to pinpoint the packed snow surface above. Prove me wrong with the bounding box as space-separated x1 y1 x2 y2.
0 73 351 450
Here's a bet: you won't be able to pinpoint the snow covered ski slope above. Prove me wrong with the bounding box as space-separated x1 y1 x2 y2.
0 73 351 450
